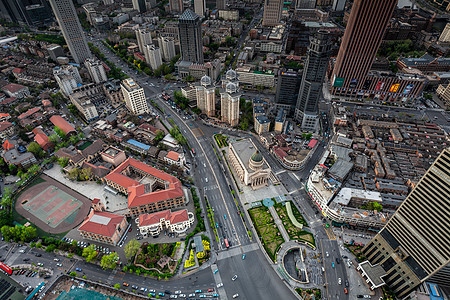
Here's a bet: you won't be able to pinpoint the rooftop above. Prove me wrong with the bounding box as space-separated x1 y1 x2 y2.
230 139 269 173
78 210 125 238
255 115 270 124
139 209 189 227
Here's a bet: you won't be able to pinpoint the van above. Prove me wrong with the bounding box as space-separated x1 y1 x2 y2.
205 178 208 183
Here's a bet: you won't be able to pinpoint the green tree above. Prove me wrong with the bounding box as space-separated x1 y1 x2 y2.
82 245 98 262
27 142 43 157
68 168 80 181
45 244 57 252
54 126 67 140
1 187 13 208
114 283 120 289
0 210 12 228
57 157 69 168
70 271 77 276
80 168 92 181
49 133 61 144
124 239 141 261
101 252 119 269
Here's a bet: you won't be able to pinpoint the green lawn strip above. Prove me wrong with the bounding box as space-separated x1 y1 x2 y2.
274 202 315 246
204 196 219 242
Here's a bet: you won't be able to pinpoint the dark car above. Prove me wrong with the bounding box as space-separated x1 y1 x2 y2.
23 258 30 262
345 280 349 287
165 290 171 294
336 257 340 264
35 253 42 257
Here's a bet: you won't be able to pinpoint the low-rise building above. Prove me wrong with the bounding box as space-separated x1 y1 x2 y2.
3 147 36 168
103 80 125 108
32 127 53 151
0 121 15 140
100 146 126 167
137 209 194 237
78 209 128 246
2 83 30 98
164 151 185 167
49 115 76 136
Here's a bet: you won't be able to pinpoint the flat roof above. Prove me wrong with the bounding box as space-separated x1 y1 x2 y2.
127 139 150 150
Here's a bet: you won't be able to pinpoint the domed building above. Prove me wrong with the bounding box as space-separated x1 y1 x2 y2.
195 75 215 117
220 69 241 127
228 139 271 190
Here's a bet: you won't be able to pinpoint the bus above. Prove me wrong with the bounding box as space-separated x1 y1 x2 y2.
191 148 196 156
224 239 229 249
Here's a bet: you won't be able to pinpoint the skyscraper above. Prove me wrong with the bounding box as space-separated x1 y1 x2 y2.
169 0 183 13
221 70 240 127
158 36 176 62
49 0 92 64
196 75 215 117
296 0 315 9
330 0 396 97
262 0 283 27
194 0 205 17
144 44 163 70
136 28 152 54
361 148 450 298
178 9 204 64
121 79 149 115
132 0 146 13
275 68 302 115
216 0 226 10
294 30 332 131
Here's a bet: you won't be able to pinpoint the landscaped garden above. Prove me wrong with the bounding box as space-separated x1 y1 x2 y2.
274 202 315 247
214 134 228 148
134 242 180 275
248 205 284 262
296 288 322 299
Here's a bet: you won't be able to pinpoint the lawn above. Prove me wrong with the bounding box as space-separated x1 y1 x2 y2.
275 202 315 246
135 242 178 273
248 206 284 262
214 134 228 148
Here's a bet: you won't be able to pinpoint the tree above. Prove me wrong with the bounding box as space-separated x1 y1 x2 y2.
80 168 92 181
1 187 13 208
82 245 98 262
70 271 77 277
49 133 61 144
57 157 69 168
124 239 141 261
101 252 119 269
114 283 120 289
54 126 67 140
27 142 43 157
0 210 12 228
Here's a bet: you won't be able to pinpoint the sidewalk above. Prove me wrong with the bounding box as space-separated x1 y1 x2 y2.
268 206 290 243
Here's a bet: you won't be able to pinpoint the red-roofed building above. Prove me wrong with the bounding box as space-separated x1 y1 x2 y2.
18 107 45 127
12 68 25 75
49 115 76 136
307 139 318 148
0 121 15 140
32 128 54 151
133 52 146 62
2 139 16 150
2 83 30 99
78 210 128 246
0 113 11 122
42 99 52 107
164 151 186 167
0 97 18 106
103 158 185 217
138 209 194 237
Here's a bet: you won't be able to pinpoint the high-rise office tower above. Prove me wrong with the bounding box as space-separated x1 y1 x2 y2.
196 75 215 117
216 0 226 10
330 0 396 96
132 0 146 12
296 0 315 9
178 9 204 64
158 36 176 62
295 30 332 131
49 0 92 64
85 58 108 84
121 79 149 115
275 68 302 115
332 0 346 11
0 0 30 25
136 28 152 54
169 0 183 13
361 148 450 298
262 0 283 27
193 0 205 17
221 70 240 127
144 44 163 70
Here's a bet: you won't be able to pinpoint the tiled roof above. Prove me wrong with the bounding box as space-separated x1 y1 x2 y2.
2 83 26 93
82 161 110 178
32 128 51 149
12 68 25 74
0 113 10 119
2 139 16 150
1 97 17 105
139 209 189 227
105 158 183 208
0 121 13 132
82 140 104 157
78 210 125 238
166 151 180 161
18 107 40 120
49 115 76 135
139 123 160 134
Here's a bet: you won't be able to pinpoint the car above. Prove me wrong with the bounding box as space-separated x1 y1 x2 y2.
179 294 185 298
232 275 238 281
23 258 30 262
208 289 214 292
123 283 129 287
216 283 223 288
326 252 329 257
149 289 156 293
233 294 239 298
332 262 335 268
195 290 201 293
169 295 177 299
165 290 171 294
338 278 342 285
19 249 25 253
158 293 165 297
35 253 42 257
199 296 206 298
242 254 245 260
132 285 138 290
56 263 62 267
345 280 349 287
213 269 219 274
344 288 348 294
175 291 181 294
363 296 371 299
336 257 340 264
75 268 82 272
149 293 156 297
37 263 43 267
54 258 60 262
189 293 195 297
213 294 219 298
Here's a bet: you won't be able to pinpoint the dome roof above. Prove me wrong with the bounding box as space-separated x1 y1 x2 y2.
251 150 263 162
226 82 237 94
200 75 211 86
226 69 237 80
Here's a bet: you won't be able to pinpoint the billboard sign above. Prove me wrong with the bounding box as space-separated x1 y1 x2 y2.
389 83 400 93
333 76 345 87
0 260 12 275
403 84 414 94
375 81 385 91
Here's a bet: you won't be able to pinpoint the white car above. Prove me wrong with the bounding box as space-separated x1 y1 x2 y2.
179 294 186 298
232 275 238 281
233 294 239 298
175 291 181 294
363 296 371 299
56 263 62 267
216 283 223 288
338 278 342 285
